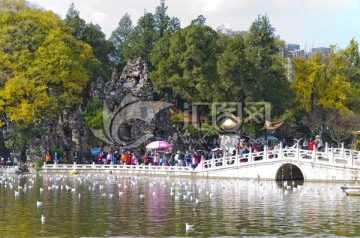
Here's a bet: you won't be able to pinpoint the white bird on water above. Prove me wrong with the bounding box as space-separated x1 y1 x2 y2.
36 201 43 207
186 223 194 231
41 215 45 223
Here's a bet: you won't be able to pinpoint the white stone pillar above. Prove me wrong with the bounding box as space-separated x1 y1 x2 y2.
235 148 239 165
330 147 334 165
264 145 268 161
312 147 316 162
249 147 253 163
325 142 329 154
296 142 300 160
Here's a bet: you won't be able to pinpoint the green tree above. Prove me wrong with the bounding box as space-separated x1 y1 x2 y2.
109 12 134 69
65 3 86 38
150 22 219 139
65 4 113 82
151 23 219 103
123 12 158 68
216 34 250 102
244 15 291 117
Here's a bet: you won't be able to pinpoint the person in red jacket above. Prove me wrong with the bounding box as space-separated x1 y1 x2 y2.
126 153 132 165
308 137 315 150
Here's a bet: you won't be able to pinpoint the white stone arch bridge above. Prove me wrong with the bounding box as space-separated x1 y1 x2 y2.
29 145 360 182
195 145 360 181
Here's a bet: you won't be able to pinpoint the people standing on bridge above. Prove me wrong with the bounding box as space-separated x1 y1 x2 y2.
114 151 120 164
185 151 191 167
45 152 52 164
315 135 324 151
106 152 113 164
308 137 315 150
302 139 309 149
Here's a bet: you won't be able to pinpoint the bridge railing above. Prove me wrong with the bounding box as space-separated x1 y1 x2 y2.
43 162 193 173
196 146 360 172
41 146 360 173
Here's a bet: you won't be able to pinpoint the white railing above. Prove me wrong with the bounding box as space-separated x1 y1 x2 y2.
40 145 360 173
43 162 193 173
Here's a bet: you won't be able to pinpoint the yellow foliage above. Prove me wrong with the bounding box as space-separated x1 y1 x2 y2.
290 49 355 113
0 2 92 125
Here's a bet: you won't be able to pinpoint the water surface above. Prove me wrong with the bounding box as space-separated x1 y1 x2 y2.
0 172 359 237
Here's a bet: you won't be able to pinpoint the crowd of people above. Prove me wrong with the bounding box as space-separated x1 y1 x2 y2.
39 135 325 167
301 135 324 151
95 150 208 169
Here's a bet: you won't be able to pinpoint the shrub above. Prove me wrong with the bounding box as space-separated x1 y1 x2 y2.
34 160 44 170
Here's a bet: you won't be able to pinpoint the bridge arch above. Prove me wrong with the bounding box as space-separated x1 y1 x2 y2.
275 163 304 181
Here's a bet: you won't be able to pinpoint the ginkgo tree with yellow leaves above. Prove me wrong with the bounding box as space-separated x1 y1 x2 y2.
0 1 92 125
0 0 93 153
290 40 360 143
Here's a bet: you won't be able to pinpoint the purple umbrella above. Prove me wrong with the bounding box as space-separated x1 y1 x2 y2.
146 141 172 150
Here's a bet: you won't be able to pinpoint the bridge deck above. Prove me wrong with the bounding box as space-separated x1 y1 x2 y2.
3 147 360 181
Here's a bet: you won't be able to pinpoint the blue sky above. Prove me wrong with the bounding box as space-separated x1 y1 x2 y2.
29 0 360 51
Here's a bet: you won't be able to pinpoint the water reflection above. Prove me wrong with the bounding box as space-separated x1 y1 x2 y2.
0 172 359 237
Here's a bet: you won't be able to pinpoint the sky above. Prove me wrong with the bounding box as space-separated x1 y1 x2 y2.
28 0 360 51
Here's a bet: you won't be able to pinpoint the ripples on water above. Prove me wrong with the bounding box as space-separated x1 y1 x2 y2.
0 172 360 237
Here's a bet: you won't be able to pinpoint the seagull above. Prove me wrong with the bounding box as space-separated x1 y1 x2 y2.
186 223 194 231
41 215 45 223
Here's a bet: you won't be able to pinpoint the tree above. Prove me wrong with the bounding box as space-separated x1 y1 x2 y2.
326 110 360 146
80 23 114 82
120 1 180 70
123 12 158 68
244 15 291 117
151 23 219 103
0 1 92 125
109 13 134 69
290 40 360 139
65 4 114 82
216 34 250 102
191 15 206 26
65 3 86 38
150 23 219 140
154 0 170 38
335 40 360 113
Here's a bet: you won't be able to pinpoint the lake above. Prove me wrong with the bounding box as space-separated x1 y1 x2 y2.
0 172 359 237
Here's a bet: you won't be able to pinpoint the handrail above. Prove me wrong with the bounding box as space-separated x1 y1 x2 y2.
40 147 360 173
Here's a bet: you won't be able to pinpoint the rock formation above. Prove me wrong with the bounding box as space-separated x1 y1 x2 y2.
21 57 176 164
90 57 174 150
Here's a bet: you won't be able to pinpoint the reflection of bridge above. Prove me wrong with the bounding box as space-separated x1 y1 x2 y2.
34 145 360 181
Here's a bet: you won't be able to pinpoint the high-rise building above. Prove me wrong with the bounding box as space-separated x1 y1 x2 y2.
311 47 331 56
285 44 300 52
